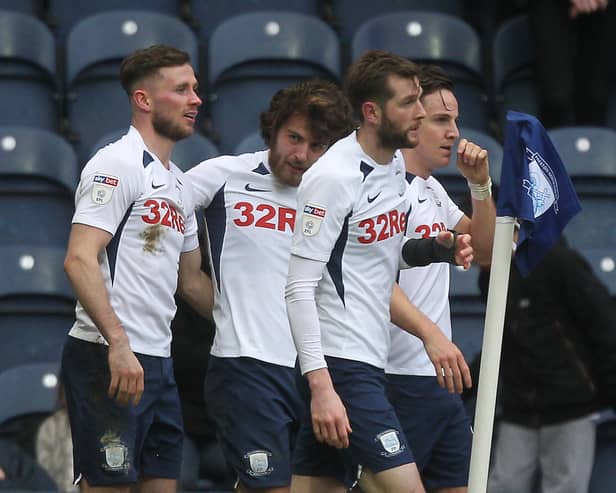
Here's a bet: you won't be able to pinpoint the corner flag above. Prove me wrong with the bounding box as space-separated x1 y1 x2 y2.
497 111 581 276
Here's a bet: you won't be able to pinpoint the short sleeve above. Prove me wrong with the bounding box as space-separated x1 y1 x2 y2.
186 155 238 208
291 159 359 262
72 151 143 235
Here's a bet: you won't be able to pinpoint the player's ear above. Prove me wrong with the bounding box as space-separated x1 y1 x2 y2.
361 101 381 125
133 89 151 112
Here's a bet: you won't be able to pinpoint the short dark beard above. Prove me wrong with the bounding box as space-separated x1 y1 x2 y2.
152 112 192 142
377 113 415 150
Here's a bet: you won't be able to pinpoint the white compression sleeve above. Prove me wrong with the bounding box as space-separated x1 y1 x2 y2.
285 254 327 375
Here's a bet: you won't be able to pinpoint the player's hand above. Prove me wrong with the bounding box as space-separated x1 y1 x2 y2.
436 231 473 269
423 329 472 393
570 0 608 18
108 341 144 406
307 369 352 449
456 138 490 186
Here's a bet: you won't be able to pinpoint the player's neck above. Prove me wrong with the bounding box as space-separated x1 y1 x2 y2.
356 127 395 165
134 122 173 168
401 149 431 179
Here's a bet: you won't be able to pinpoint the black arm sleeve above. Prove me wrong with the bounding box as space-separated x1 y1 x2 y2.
401 231 458 267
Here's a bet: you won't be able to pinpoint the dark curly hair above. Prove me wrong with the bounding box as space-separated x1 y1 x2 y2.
260 79 356 148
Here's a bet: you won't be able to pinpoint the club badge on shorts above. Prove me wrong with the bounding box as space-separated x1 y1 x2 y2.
375 429 405 457
301 203 326 237
244 450 273 476
99 432 129 471
91 174 119 205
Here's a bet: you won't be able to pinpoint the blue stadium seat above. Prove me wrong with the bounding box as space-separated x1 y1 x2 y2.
492 15 540 127
351 11 489 132
0 126 78 247
449 264 484 316
0 362 59 427
435 127 504 199
65 10 198 163
48 0 182 43
332 0 466 46
451 313 484 364
207 11 340 153
578 248 616 297
0 10 59 131
0 246 75 372
547 126 616 196
91 128 220 171
590 419 616 493
564 197 616 251
233 131 266 155
191 0 323 42
0 0 43 16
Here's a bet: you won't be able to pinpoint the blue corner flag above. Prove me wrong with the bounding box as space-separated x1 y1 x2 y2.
497 111 582 276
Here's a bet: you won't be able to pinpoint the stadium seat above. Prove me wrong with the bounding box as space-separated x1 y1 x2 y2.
492 15 541 128
449 264 485 316
233 131 266 155
351 12 490 132
0 362 60 427
0 245 75 372
0 0 43 16
91 128 220 171
0 126 78 247
47 0 182 43
191 0 323 42
434 127 504 199
207 11 340 153
451 313 484 364
590 419 616 493
547 126 616 196
0 10 59 131
578 248 616 297
332 0 465 46
564 197 616 251
65 10 198 163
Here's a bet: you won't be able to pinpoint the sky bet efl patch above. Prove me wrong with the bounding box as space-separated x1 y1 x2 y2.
301 202 326 237
91 174 119 205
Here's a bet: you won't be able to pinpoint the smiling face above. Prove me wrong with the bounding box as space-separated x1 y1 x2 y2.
411 88 460 175
377 74 426 151
268 112 329 187
148 64 202 142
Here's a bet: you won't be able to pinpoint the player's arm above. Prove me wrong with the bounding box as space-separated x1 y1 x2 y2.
64 223 144 406
390 284 471 393
177 247 214 320
455 138 496 266
400 230 473 269
285 254 352 449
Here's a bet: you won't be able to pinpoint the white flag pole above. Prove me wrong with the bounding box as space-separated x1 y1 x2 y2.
467 215 516 493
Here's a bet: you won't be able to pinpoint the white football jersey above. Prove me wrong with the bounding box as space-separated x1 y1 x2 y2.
291 131 410 369
187 151 299 367
386 173 464 375
69 127 199 357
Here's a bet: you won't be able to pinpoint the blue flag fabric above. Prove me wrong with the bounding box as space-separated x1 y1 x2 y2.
497 111 582 276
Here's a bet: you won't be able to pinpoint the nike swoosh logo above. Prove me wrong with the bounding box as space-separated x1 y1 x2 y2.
418 198 428 203
245 184 271 192
152 182 165 189
367 192 381 203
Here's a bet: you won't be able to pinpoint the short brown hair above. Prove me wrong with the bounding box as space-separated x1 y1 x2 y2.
344 50 421 122
120 44 191 96
419 64 454 98
260 79 355 147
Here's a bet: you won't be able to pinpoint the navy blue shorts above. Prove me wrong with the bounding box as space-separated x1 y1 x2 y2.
61 336 183 486
293 357 413 487
387 374 472 490
204 356 303 489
